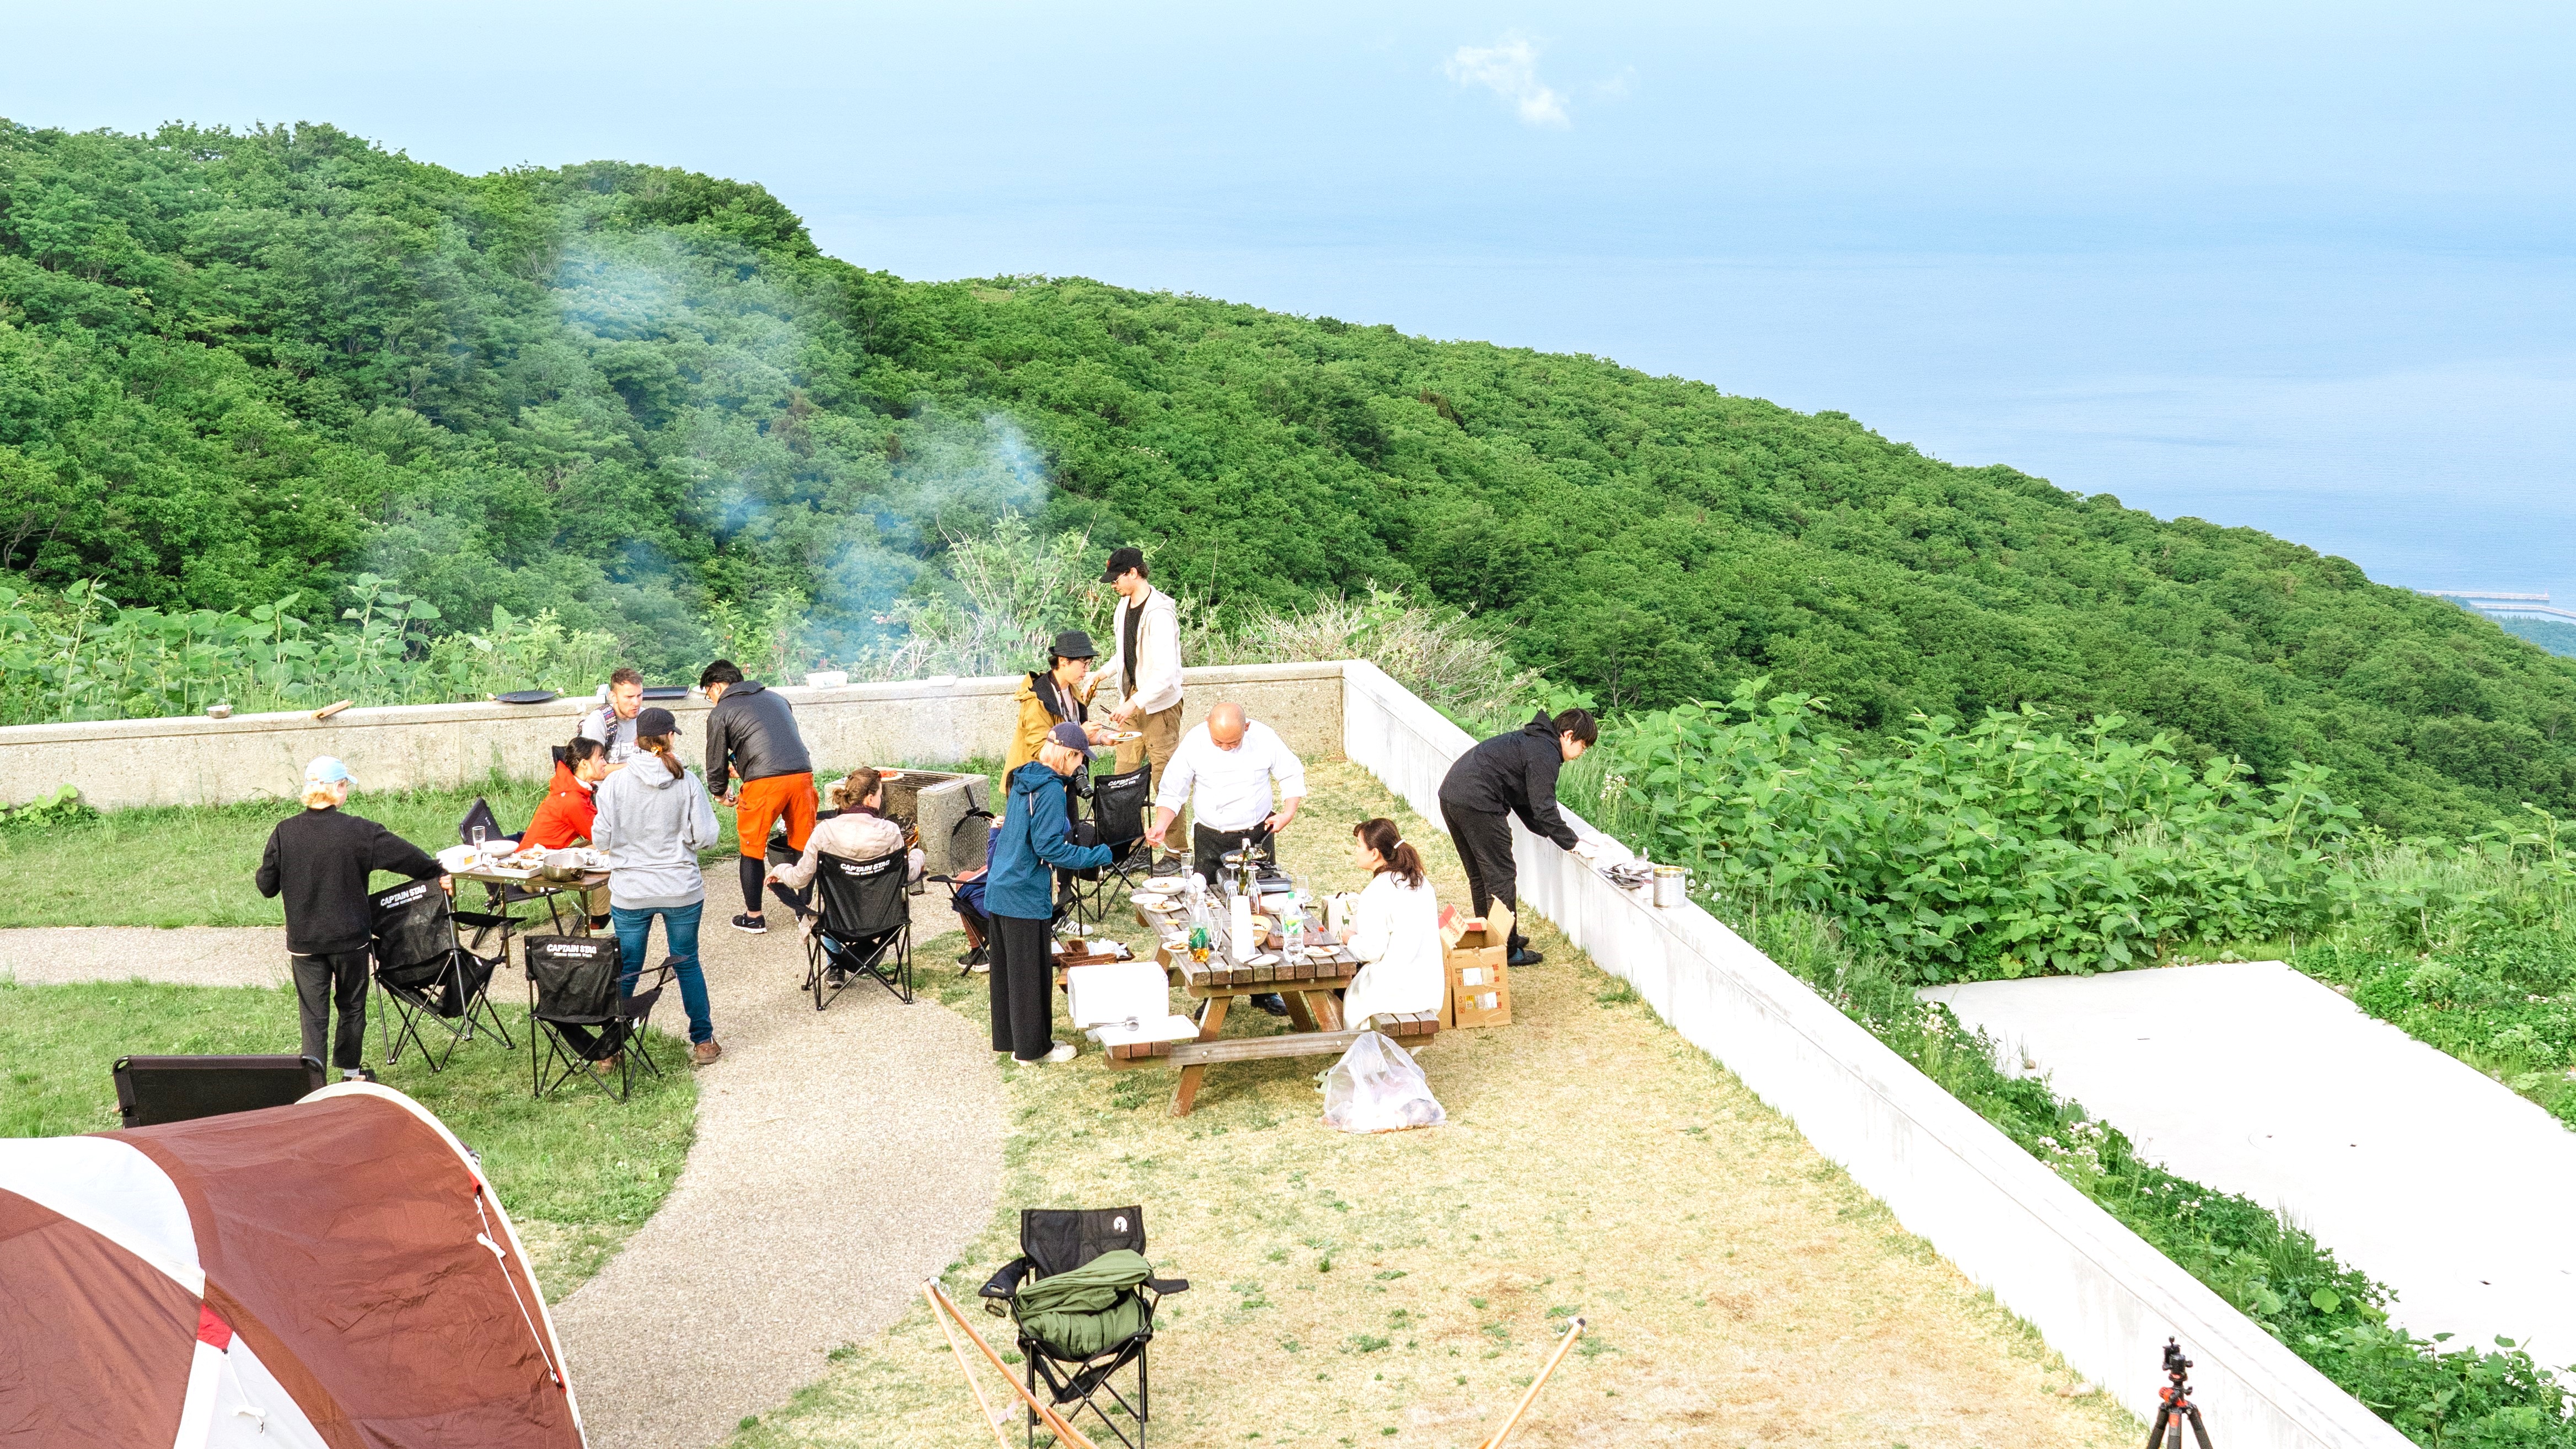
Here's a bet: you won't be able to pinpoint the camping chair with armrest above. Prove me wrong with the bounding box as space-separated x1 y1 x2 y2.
978 1205 1189 1449
1058 763 1151 928
525 934 669 1102
113 1055 326 1128
807 850 913 1009
369 877 515 1074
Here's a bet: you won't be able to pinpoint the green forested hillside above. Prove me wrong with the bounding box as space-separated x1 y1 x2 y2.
2499 616 2576 659
5 118 2574 833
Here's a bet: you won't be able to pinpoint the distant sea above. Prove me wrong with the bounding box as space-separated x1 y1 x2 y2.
822 213 2576 616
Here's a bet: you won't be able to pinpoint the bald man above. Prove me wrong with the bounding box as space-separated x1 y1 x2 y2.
1147 702 1308 886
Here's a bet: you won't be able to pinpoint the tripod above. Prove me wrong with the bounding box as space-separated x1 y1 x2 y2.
2145 1338 2214 1449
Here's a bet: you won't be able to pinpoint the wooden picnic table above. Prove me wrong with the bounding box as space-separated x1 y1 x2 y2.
1121 896 1437 1115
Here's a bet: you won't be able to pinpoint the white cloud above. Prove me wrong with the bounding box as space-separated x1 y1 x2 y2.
1445 35 1571 128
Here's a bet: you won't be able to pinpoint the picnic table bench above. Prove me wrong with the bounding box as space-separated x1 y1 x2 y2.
1120 897 1439 1114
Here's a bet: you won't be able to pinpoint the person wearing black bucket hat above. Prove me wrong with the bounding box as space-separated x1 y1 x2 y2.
1005 628 1117 776
592 704 726 1066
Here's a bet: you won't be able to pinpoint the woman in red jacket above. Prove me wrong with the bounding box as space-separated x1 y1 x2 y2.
525 736 612 930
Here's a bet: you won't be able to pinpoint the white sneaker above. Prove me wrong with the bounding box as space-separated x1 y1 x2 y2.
1044 1040 1078 1064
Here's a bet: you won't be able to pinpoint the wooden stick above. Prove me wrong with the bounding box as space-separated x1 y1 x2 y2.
922 1280 1099 1449
1478 1316 1585 1449
921 1282 1014 1449
312 699 352 720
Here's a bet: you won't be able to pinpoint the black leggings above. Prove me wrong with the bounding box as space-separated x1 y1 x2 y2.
988 913 1056 1061
743 855 812 917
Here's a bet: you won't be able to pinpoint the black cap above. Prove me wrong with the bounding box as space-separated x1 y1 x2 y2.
1052 629 1097 659
635 706 681 736
1102 546 1146 582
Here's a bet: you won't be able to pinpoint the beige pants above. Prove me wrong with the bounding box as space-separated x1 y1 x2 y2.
1115 699 1183 779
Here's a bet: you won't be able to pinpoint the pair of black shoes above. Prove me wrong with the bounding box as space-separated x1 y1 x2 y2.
957 944 988 967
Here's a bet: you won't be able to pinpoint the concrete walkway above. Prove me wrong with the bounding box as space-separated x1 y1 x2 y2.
1928 960 2576 1364
0 926 289 986
0 870 1009 1449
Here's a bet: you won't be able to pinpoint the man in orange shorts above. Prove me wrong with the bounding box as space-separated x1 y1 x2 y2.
700 659 818 934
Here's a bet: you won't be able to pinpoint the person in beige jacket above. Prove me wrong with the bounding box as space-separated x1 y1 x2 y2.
768 769 925 936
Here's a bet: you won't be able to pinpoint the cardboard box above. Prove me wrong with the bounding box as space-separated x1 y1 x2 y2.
1439 901 1514 1029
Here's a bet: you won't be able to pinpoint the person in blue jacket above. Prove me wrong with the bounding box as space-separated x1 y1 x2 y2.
985 722 1114 1064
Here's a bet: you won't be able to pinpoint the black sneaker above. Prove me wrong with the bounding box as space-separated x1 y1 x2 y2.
1507 948 1545 967
1252 992 1289 1017
731 913 768 934
1149 854 1184 878
957 944 988 967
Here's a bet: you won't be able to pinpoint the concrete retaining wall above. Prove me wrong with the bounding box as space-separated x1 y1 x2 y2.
1337 659 2407 1449
0 664 1346 811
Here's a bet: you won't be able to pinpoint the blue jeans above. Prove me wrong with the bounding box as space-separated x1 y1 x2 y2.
611 901 712 1045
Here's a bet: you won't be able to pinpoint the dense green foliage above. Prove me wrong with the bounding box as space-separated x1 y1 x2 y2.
1580 685 2576 1107
2498 616 2576 659
6 119 2576 831
1753 908 2576 1446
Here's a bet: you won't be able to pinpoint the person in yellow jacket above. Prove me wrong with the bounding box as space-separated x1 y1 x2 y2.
1004 630 1119 776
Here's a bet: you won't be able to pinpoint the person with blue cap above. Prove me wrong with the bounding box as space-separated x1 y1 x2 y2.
255 756 446 1081
983 722 1113 1064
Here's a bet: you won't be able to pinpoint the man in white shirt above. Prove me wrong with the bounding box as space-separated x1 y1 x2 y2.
579 667 647 774
1146 702 1306 886
1089 547 1185 863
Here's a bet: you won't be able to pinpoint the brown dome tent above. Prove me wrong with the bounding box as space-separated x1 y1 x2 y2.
0 1083 584 1448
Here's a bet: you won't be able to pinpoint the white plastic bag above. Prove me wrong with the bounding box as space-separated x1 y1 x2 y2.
1319 1031 1446 1134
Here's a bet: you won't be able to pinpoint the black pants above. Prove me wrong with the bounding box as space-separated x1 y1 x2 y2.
1190 823 1275 888
292 950 371 1071
1439 801 1528 957
988 913 1056 1061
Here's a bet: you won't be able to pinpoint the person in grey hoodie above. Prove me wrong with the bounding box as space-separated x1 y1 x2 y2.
592 707 726 1065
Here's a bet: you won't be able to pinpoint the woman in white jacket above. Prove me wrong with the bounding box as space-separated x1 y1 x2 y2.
1339 818 1445 1028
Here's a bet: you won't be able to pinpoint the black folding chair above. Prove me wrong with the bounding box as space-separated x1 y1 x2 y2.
807 850 913 1008
112 1055 325 1127
369 877 514 1074
1059 764 1151 926
525 935 669 1102
979 1206 1190 1449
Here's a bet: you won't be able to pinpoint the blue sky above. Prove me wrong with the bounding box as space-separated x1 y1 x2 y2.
13 2 2574 600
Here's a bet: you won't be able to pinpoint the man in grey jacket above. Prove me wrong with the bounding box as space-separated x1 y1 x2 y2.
699 659 818 933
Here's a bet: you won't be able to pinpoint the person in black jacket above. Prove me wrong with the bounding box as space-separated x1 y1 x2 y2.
254 756 446 1080
1436 709 1600 966
700 659 819 934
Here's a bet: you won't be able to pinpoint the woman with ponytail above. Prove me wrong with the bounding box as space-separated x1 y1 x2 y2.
593 707 725 1065
1339 817 1444 1029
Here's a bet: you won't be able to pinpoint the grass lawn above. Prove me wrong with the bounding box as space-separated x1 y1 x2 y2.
0 976 695 1302
730 759 2139 1449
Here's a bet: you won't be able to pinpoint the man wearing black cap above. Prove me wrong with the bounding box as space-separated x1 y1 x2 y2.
1090 546 1184 868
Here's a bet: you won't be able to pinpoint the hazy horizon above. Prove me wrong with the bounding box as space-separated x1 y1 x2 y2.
12 2 2572 603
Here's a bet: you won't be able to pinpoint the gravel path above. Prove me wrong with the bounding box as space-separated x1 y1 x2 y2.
0 869 1008 1449
0 926 289 986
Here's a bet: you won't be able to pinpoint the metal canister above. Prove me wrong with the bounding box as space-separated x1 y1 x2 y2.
1651 864 1690 909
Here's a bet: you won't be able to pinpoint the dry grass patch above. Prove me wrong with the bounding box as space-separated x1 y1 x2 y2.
733 759 2134 1448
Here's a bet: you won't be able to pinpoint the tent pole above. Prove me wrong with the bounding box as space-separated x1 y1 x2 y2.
1478 1316 1585 1449
921 1281 1016 1449
922 1280 1099 1449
